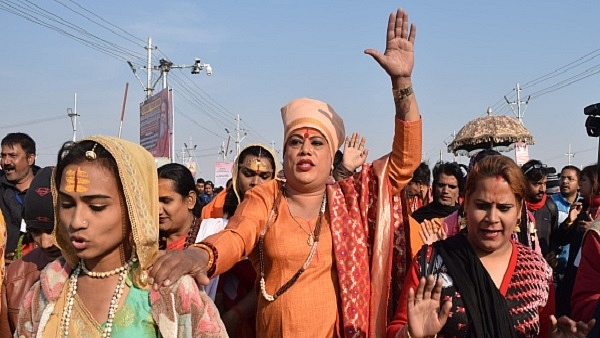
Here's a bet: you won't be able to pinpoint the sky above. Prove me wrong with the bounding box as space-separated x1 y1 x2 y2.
1 0 600 182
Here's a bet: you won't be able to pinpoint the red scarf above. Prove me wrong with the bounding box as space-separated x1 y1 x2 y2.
587 195 600 219
526 194 546 211
166 235 187 250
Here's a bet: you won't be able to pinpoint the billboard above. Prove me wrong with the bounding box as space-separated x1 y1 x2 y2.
514 142 530 166
214 161 234 189
140 88 172 159
185 161 197 178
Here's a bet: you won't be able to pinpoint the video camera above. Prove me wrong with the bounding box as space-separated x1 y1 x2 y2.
584 103 600 137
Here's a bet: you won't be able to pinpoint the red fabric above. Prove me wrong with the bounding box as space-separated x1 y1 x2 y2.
588 195 600 219
329 174 373 337
526 194 546 211
166 235 186 250
571 230 600 322
386 246 424 338
20 242 36 258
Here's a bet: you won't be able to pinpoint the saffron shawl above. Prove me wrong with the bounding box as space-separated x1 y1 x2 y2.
328 119 421 337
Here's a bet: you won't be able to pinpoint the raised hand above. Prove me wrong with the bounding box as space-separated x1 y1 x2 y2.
406 275 452 338
579 213 594 230
549 315 595 338
566 202 583 227
342 132 368 172
419 219 447 245
364 8 416 79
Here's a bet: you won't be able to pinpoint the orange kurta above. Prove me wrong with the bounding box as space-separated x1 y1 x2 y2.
205 118 421 337
212 181 338 336
201 189 227 219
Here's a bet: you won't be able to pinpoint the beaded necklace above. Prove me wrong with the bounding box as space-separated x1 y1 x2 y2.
159 217 201 250
185 217 202 248
259 185 327 301
60 253 137 338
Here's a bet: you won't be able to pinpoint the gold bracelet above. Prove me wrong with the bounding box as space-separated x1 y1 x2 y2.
189 243 215 271
393 85 414 103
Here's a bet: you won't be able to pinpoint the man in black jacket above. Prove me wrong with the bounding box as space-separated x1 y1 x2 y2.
0 132 39 260
521 159 558 260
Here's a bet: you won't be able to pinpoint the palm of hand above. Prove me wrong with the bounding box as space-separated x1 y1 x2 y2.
408 298 446 337
381 40 414 78
342 147 366 170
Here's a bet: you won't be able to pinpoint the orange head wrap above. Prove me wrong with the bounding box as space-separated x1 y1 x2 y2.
280 98 345 161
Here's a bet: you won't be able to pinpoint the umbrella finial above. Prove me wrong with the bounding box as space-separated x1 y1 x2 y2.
487 107 493 116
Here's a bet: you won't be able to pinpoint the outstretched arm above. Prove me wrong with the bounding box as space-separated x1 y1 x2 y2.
365 8 422 194
365 8 419 122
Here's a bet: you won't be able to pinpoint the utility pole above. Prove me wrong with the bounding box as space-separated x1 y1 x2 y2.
504 83 530 124
444 131 456 162
67 93 79 142
128 38 212 100
146 38 155 100
127 37 212 163
270 140 281 154
565 143 575 165
226 116 247 157
183 137 197 164
451 130 456 162
218 140 232 161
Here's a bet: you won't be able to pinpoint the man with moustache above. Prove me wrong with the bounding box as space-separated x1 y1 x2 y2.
411 161 465 224
522 159 558 261
0 133 39 260
0 167 61 335
551 165 582 284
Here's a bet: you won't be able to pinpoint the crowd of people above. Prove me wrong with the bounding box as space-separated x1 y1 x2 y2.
0 7 598 338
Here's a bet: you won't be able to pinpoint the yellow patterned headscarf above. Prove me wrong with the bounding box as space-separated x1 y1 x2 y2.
52 136 159 289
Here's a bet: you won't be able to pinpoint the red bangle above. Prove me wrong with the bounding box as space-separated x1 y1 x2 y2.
189 242 218 277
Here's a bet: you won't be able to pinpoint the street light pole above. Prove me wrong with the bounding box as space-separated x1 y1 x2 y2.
67 93 79 142
126 38 212 163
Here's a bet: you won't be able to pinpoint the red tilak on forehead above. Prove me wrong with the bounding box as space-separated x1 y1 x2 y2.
74 168 79 189
304 128 310 139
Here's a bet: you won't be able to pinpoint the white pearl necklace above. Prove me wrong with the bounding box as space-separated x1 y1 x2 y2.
60 256 136 338
81 256 137 278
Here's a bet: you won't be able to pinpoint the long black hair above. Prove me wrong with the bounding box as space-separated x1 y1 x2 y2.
157 163 205 217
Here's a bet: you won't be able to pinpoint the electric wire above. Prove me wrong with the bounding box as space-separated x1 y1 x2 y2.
3 1 600 163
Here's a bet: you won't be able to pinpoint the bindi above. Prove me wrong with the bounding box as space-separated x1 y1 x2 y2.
65 168 90 192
